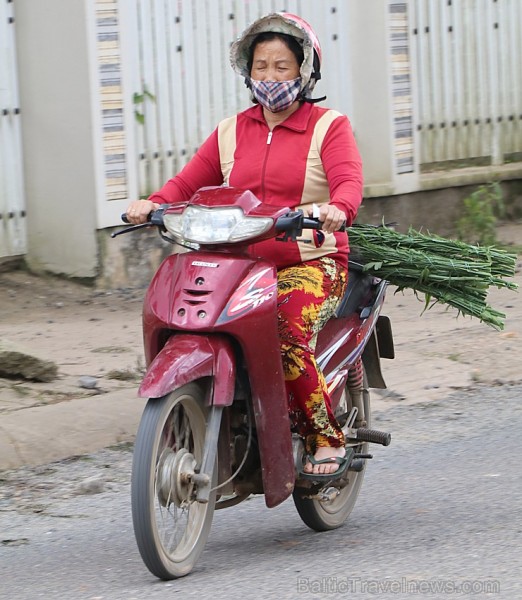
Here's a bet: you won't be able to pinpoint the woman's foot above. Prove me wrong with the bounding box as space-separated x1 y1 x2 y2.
303 446 346 475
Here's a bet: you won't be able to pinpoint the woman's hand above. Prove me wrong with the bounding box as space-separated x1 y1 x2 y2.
125 200 160 224
309 204 346 234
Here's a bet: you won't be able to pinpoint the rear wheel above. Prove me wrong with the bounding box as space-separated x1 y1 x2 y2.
293 372 371 531
131 383 216 579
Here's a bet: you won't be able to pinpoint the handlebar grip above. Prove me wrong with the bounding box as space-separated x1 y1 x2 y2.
121 211 159 224
302 217 346 232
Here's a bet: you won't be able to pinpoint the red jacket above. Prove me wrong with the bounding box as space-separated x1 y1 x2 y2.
149 102 363 268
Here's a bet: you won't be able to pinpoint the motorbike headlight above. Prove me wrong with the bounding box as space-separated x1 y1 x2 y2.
163 206 273 244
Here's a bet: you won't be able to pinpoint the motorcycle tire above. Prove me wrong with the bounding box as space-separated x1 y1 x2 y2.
293 371 371 532
131 382 216 579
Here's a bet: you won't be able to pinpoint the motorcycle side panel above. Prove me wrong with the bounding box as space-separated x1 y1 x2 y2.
316 280 388 401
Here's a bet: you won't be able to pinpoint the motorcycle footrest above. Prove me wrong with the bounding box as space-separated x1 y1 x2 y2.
348 453 373 472
355 427 391 446
348 459 364 472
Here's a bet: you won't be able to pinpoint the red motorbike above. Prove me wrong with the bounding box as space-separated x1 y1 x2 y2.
113 186 394 579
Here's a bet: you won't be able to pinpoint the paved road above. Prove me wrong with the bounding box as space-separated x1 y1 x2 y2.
1 384 521 599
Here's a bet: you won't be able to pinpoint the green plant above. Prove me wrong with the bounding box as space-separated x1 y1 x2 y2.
348 223 518 330
456 182 505 246
133 86 156 125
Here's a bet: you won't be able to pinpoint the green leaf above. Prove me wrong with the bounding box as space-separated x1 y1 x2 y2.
363 261 383 270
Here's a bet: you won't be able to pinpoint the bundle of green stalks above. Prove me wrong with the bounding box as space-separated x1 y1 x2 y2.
347 224 519 330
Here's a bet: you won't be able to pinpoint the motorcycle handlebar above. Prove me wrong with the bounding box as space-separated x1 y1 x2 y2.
120 207 167 226
275 211 346 234
118 208 345 237
303 216 346 233
111 208 168 238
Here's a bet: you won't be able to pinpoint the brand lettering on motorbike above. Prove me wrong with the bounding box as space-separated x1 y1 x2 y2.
220 268 276 320
192 261 219 268
229 287 275 313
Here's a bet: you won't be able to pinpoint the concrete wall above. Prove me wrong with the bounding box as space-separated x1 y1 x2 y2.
361 180 522 237
347 1 395 190
14 0 98 278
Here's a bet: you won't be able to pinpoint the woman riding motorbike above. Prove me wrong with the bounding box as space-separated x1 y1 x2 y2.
126 12 364 477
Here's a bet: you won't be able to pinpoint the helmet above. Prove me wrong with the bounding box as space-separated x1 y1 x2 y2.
230 12 322 98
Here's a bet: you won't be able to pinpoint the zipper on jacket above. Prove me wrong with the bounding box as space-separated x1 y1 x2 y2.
261 128 274 200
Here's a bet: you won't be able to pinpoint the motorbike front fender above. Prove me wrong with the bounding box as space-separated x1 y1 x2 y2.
138 333 235 405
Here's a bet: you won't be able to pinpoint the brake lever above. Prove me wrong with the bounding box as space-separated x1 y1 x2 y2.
110 222 154 238
111 207 167 238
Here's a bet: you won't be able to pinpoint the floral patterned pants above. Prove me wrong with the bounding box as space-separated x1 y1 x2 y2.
277 257 347 453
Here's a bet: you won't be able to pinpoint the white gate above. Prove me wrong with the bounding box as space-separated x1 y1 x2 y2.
0 0 26 260
411 0 522 170
121 0 353 197
113 0 521 201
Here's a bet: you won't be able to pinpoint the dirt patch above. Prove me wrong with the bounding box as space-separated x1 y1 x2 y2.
0 271 145 414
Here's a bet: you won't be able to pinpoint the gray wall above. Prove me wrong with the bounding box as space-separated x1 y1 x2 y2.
15 0 98 277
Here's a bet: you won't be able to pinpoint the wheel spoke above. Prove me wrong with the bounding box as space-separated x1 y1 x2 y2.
165 505 183 551
155 475 191 552
172 405 181 451
182 412 191 449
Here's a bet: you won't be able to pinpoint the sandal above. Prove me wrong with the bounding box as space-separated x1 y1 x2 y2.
298 447 354 481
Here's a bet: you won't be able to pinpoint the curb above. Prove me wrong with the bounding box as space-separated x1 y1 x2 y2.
0 389 147 471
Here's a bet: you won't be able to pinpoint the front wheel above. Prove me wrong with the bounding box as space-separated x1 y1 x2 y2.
293 371 371 531
131 383 216 579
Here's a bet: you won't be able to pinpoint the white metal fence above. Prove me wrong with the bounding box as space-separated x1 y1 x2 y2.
126 0 521 196
123 0 353 197
0 0 26 259
411 0 522 169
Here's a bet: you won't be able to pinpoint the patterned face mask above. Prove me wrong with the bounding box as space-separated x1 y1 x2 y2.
250 77 302 113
